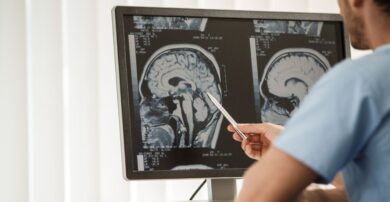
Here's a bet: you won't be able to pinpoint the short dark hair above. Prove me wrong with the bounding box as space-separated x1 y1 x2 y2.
374 0 390 15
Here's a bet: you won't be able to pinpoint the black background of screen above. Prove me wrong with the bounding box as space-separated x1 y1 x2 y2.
121 14 345 176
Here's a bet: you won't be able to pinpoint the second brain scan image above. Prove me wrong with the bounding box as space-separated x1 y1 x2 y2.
124 15 344 171
259 48 330 125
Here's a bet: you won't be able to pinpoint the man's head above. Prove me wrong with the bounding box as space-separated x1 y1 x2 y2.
373 0 390 14
338 0 390 49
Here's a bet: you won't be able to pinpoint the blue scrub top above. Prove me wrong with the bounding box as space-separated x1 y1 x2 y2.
274 44 390 202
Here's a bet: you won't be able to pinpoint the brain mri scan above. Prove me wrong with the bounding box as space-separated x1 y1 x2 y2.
253 20 323 37
133 16 208 31
259 48 330 125
139 44 223 149
253 20 288 34
287 21 323 36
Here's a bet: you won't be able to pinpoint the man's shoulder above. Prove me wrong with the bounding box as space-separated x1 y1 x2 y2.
312 50 390 113
318 51 390 92
336 50 390 77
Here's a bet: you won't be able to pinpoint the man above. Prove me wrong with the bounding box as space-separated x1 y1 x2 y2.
228 0 390 201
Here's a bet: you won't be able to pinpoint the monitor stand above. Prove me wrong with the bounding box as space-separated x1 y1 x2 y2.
207 178 237 202
179 178 237 202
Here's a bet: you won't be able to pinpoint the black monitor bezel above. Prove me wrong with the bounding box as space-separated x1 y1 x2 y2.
112 6 351 180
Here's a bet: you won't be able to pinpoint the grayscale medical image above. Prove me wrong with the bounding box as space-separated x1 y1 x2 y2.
259 48 330 125
254 20 323 36
253 20 288 34
133 16 208 31
288 21 323 36
139 44 223 149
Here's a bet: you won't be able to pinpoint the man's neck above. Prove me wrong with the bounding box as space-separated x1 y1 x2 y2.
364 3 390 49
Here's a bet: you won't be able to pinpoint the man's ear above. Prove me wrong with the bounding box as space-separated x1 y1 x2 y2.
349 0 365 9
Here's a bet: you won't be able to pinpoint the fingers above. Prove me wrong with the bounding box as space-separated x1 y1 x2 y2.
238 135 265 160
232 133 243 142
244 143 261 160
227 124 235 132
240 139 261 150
236 123 269 134
241 139 262 153
228 124 263 140
227 123 282 141
232 132 261 143
227 123 272 135
227 123 280 160
241 139 246 151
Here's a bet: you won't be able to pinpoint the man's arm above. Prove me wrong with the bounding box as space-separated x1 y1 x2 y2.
297 173 348 202
237 146 340 202
230 123 348 201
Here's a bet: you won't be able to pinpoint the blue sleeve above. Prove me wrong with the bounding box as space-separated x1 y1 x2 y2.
273 61 382 182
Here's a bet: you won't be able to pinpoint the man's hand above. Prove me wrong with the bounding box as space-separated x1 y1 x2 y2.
227 123 283 160
296 173 348 202
237 147 318 202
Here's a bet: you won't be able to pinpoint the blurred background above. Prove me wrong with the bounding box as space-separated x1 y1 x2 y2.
0 0 370 202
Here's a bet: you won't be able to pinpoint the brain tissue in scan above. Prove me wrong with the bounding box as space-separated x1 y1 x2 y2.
253 20 323 36
139 44 223 149
259 48 330 125
133 16 207 31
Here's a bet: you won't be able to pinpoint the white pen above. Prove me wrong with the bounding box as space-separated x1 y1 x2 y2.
206 92 248 140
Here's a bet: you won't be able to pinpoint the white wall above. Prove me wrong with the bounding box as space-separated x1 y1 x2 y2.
62 0 100 201
0 0 369 202
97 0 132 201
0 0 28 201
27 0 64 201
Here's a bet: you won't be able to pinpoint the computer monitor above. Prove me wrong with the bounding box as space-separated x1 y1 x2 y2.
113 5 349 186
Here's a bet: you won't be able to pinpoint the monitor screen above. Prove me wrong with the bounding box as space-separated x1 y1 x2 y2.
112 6 350 180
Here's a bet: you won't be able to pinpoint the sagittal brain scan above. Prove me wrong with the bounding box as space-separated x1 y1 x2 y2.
121 14 345 172
139 44 223 149
259 48 330 125
133 16 208 31
253 20 323 36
